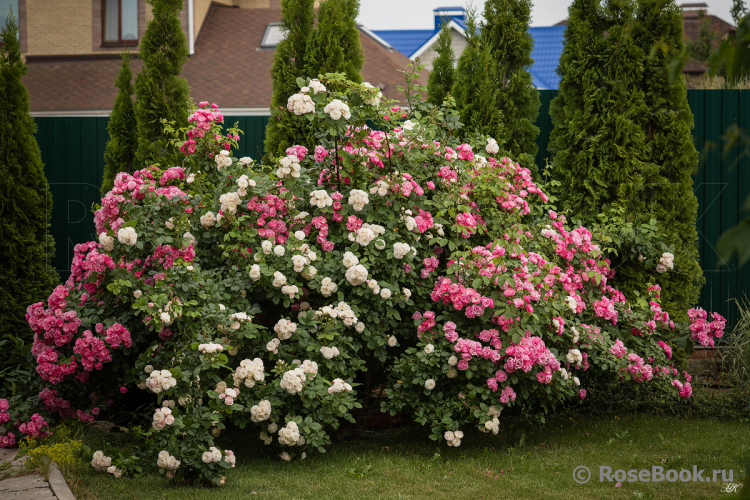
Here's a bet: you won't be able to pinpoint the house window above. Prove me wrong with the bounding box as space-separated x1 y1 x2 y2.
103 0 138 45
260 23 284 48
0 0 19 32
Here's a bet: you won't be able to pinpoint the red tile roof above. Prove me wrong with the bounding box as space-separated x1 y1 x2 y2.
24 5 424 113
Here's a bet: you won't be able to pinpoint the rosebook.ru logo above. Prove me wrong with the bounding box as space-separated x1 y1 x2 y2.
572 465 735 484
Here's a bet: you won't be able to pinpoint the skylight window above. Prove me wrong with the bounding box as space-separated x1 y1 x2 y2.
261 23 285 49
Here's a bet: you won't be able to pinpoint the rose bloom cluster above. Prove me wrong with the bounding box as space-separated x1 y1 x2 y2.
1 76 727 481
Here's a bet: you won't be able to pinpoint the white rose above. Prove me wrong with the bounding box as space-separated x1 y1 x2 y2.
424 379 436 390
424 344 434 354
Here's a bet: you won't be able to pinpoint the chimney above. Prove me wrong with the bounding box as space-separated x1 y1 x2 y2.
434 7 465 32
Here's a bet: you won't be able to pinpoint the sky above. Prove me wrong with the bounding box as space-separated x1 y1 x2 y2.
358 0 738 30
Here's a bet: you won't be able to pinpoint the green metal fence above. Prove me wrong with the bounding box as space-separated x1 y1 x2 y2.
35 94 749 324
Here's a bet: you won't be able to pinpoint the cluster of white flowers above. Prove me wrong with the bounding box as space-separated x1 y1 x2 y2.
566 348 583 367
393 242 411 259
233 358 265 388
361 82 382 106
230 311 251 330
309 189 333 209
366 279 380 295
215 149 233 169
656 252 675 273
483 417 500 435
106 465 123 478
200 211 216 228
201 447 223 464
565 295 578 313
299 359 318 378
260 431 273 445
291 254 308 272
345 264 368 286
328 378 353 394
353 226 375 246
117 226 138 246
98 232 114 251
424 344 434 354
183 231 196 247
369 179 389 197
571 326 580 343
280 367 307 394
157 450 180 477
220 192 242 214
274 319 297 340
424 378 436 390
355 321 365 333
279 421 304 446
348 189 369 211
320 277 338 297
261 240 273 254
341 252 358 269
309 79 326 94
91 450 112 471
274 245 285 257
401 120 418 131
486 138 500 155
403 210 417 231
250 399 272 422
403 288 412 301
323 99 351 120
219 387 238 405
272 271 287 287
152 407 175 430
315 302 358 326
277 154 302 178
320 346 340 359
444 430 464 447
387 335 398 347
187 173 196 183
236 174 256 196
267 338 281 354
146 369 177 394
287 93 315 115
380 288 392 300
281 284 299 298
224 450 236 468
198 343 224 354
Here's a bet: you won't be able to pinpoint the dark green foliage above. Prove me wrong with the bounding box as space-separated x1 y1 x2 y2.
264 0 315 160
102 52 137 194
305 0 364 84
633 0 703 319
134 0 191 168
0 12 58 370
482 0 540 173
451 9 505 144
427 19 455 106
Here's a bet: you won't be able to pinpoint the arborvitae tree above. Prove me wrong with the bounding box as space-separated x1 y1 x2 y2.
0 12 58 369
102 51 137 194
633 0 703 319
134 0 191 168
452 9 505 143
688 11 721 63
482 0 540 173
551 0 673 303
264 0 315 160
305 0 364 83
427 19 455 106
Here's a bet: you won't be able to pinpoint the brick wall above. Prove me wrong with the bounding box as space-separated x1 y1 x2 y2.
25 0 92 55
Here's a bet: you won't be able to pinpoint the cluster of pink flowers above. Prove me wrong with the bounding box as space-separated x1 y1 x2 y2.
160 167 186 186
594 296 618 325
454 337 501 368
672 379 693 398
246 193 290 244
145 244 196 270
396 173 425 198
504 336 561 383
687 308 726 347
414 209 433 233
73 330 113 373
421 256 439 279
499 386 516 404
313 145 329 163
182 102 230 155
609 339 627 358
417 311 437 336
68 242 115 296
94 172 147 233
657 340 672 359
456 143 474 161
455 212 478 238
431 277 494 318
103 323 132 349
626 353 654 383
286 145 308 159
39 388 74 418
17 413 52 439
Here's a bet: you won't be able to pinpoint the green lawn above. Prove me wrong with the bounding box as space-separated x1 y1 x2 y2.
62 413 749 500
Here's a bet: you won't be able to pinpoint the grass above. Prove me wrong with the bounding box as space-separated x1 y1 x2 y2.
62 413 749 500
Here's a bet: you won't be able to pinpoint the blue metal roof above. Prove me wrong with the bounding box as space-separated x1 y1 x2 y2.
373 25 565 90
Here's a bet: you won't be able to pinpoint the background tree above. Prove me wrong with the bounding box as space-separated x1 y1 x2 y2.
304 0 364 83
0 12 58 370
101 51 137 194
427 18 455 106
633 0 703 319
264 0 315 159
687 11 721 63
731 0 748 27
134 0 191 168
551 0 674 305
482 0 540 175
452 8 505 145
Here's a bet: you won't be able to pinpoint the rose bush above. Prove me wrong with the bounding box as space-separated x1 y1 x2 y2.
0 73 725 485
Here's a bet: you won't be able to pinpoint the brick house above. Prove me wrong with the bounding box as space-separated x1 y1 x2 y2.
3 0 420 114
